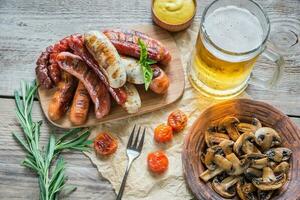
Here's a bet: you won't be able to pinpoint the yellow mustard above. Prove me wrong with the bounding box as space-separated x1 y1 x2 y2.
153 0 195 25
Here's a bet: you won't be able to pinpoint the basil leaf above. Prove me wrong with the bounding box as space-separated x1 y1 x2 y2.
138 39 157 91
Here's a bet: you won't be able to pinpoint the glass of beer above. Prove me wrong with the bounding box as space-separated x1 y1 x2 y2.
188 0 284 98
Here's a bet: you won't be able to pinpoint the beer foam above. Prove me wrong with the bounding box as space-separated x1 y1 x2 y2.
204 5 264 54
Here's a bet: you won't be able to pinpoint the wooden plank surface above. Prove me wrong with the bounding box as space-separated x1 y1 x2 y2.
0 0 299 115
0 98 300 199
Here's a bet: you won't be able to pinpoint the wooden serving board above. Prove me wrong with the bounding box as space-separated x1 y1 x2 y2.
37 24 185 128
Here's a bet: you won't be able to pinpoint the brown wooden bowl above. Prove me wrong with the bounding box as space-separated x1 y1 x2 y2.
151 0 197 32
182 99 300 200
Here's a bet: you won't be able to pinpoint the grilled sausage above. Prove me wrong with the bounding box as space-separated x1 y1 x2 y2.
68 34 127 105
36 46 54 89
57 52 111 119
48 71 77 121
103 29 171 65
122 83 141 114
69 81 90 125
150 66 169 94
84 31 127 88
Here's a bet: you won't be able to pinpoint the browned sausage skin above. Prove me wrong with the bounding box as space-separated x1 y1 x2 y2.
103 29 171 66
150 66 170 94
48 71 77 121
69 81 90 125
57 52 111 119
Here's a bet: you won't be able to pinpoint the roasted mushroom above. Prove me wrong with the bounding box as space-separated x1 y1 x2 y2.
199 167 223 182
236 178 258 200
244 167 263 181
237 118 262 133
202 145 233 171
252 167 287 191
219 139 234 155
226 153 249 175
273 162 290 174
205 127 230 147
234 132 261 156
255 128 282 152
265 147 292 162
212 175 240 198
243 153 268 169
257 190 273 200
218 116 240 141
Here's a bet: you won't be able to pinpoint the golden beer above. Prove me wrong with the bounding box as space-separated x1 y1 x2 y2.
187 0 280 98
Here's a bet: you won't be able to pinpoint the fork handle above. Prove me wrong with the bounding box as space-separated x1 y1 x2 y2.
116 163 131 200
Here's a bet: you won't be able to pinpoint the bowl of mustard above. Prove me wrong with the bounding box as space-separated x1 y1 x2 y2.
151 0 197 32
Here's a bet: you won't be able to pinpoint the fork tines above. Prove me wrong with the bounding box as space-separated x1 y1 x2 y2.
127 125 146 152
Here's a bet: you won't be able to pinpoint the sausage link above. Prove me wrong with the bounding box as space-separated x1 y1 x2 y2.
68 34 127 104
150 66 170 94
103 29 171 65
69 81 90 125
57 52 111 119
48 71 77 121
35 46 54 89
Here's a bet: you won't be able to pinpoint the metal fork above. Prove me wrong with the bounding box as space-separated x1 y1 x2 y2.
116 125 146 200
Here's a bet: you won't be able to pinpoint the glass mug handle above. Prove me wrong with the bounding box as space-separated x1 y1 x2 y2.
249 47 285 89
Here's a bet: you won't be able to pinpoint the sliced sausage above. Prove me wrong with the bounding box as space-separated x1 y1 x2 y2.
122 83 141 114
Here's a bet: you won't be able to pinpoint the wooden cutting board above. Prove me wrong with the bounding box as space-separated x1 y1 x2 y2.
37 24 185 128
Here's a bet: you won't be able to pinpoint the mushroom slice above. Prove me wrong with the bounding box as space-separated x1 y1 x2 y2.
252 167 287 191
273 162 290 174
257 190 273 200
212 175 240 198
244 167 263 181
218 116 240 141
265 147 292 162
202 146 232 171
255 127 282 152
237 118 262 134
226 153 250 175
234 132 261 156
236 178 258 200
205 128 230 147
243 153 268 169
199 167 223 182
219 139 234 155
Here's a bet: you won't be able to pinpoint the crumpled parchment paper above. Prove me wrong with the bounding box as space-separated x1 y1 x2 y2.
84 23 248 200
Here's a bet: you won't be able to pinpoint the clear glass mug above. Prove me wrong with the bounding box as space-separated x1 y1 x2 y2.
188 0 284 99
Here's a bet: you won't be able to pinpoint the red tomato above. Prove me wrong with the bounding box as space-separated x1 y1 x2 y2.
154 124 173 143
147 151 169 174
168 109 188 132
94 132 118 156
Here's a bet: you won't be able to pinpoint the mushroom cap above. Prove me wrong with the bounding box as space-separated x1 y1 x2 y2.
255 127 282 152
252 167 287 191
237 118 262 134
265 147 292 162
236 178 258 200
244 167 263 181
212 176 239 198
243 153 268 169
205 129 230 147
273 161 290 174
233 132 257 156
218 116 240 141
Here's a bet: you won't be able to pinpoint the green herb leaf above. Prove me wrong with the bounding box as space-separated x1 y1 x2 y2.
13 80 91 200
138 39 157 90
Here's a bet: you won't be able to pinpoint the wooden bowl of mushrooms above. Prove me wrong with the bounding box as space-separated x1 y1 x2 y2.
182 99 300 200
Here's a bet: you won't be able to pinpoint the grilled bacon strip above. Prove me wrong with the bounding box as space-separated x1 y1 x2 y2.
48 71 77 121
57 52 111 119
68 34 127 105
103 29 171 65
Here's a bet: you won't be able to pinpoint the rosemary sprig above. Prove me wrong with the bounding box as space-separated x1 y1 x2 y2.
12 80 92 200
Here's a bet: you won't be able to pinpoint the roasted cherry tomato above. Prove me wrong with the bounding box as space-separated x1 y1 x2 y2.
154 124 173 143
94 132 118 156
147 151 169 174
168 109 188 132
